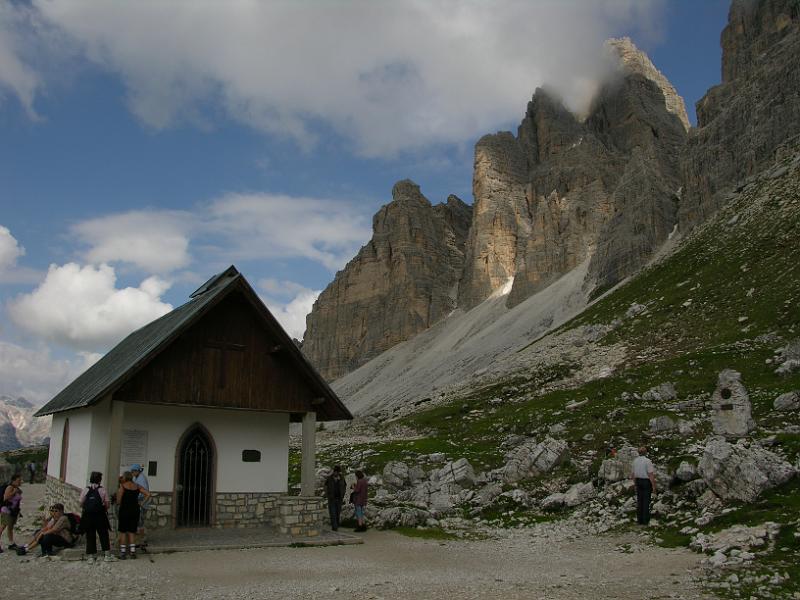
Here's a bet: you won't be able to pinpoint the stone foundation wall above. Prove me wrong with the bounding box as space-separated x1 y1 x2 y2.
45 475 82 514
45 478 321 537
142 491 283 530
276 496 323 537
215 492 281 529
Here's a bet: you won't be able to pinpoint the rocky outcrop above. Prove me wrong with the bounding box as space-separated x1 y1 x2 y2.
302 181 472 380
679 0 800 229
698 438 796 502
500 437 569 483
460 37 688 309
710 370 755 438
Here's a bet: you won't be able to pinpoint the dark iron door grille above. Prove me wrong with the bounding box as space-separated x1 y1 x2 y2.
177 429 213 527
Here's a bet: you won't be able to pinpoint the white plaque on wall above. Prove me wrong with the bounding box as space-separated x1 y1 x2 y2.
121 429 148 469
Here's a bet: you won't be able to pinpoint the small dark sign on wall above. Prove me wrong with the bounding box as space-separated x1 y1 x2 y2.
148 461 157 477
242 450 261 462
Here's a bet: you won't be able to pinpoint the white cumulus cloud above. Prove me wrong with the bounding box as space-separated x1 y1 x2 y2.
70 210 193 273
0 225 25 272
0 340 98 406
205 193 371 271
17 0 666 157
8 262 173 352
259 280 321 341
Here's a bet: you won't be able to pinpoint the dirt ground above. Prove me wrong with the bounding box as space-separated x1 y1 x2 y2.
0 483 709 600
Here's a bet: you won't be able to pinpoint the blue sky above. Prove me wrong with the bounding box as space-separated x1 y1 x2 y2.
0 0 730 405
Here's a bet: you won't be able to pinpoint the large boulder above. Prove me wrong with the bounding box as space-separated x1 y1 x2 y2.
431 458 476 489
642 382 677 403
698 438 796 502
501 437 569 483
563 482 595 507
675 461 698 482
773 391 800 412
382 461 410 490
710 370 755 438
373 506 431 529
598 446 639 483
411 480 466 516
649 415 677 433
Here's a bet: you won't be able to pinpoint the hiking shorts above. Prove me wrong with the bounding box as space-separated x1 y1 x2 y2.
1 512 17 527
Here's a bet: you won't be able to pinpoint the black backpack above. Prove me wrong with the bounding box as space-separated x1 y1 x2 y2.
82 486 104 515
66 512 82 536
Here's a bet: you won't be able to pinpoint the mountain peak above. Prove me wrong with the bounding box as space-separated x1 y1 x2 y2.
605 37 690 131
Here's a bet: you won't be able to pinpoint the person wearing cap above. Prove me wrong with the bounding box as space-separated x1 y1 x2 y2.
130 464 150 547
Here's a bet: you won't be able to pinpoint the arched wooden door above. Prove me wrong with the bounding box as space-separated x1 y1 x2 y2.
175 425 215 527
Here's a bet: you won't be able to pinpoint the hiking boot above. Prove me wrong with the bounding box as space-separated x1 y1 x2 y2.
8 543 18 550
119 553 127 560
16 547 27 556
103 552 117 562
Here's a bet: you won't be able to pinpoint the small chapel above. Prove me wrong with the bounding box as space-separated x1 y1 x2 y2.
35 266 351 536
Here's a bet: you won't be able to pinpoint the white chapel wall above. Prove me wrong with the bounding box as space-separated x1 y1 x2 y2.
121 404 289 494
46 409 94 488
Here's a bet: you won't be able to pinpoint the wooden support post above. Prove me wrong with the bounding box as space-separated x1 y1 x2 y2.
300 412 316 497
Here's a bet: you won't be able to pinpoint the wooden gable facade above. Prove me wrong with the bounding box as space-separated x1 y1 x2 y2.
114 290 321 417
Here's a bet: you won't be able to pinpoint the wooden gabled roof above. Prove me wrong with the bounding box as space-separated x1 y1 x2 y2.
35 266 351 422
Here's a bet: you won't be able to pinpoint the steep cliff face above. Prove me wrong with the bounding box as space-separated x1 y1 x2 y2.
302 181 472 381
679 0 800 229
306 37 690 380
461 37 689 309
0 396 50 451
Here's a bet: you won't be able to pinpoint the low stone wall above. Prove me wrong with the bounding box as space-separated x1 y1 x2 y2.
215 492 281 529
44 475 82 514
276 496 323 537
142 491 282 530
46 479 321 537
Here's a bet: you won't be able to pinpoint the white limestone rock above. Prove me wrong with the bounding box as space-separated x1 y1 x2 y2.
649 415 677 433
698 437 796 502
642 382 677 403
675 461 698 482
773 390 800 411
432 458 476 489
382 461 410 490
501 437 569 483
563 482 595 507
541 492 566 510
710 370 755 438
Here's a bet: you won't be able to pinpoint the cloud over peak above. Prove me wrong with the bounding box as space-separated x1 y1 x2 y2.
14 0 666 157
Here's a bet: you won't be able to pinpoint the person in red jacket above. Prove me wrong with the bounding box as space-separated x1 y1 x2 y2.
351 470 368 532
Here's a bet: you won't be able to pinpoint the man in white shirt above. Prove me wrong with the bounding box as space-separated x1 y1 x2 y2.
631 446 657 525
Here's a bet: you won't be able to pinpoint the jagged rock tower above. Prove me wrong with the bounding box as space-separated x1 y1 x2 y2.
303 38 691 380
302 181 472 380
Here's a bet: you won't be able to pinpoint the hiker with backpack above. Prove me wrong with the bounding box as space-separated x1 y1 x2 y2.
80 471 114 562
0 473 23 553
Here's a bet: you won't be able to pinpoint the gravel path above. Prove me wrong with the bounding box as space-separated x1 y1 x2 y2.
1 484 709 600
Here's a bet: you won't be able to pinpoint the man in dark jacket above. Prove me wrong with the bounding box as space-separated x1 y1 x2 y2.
324 465 346 531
